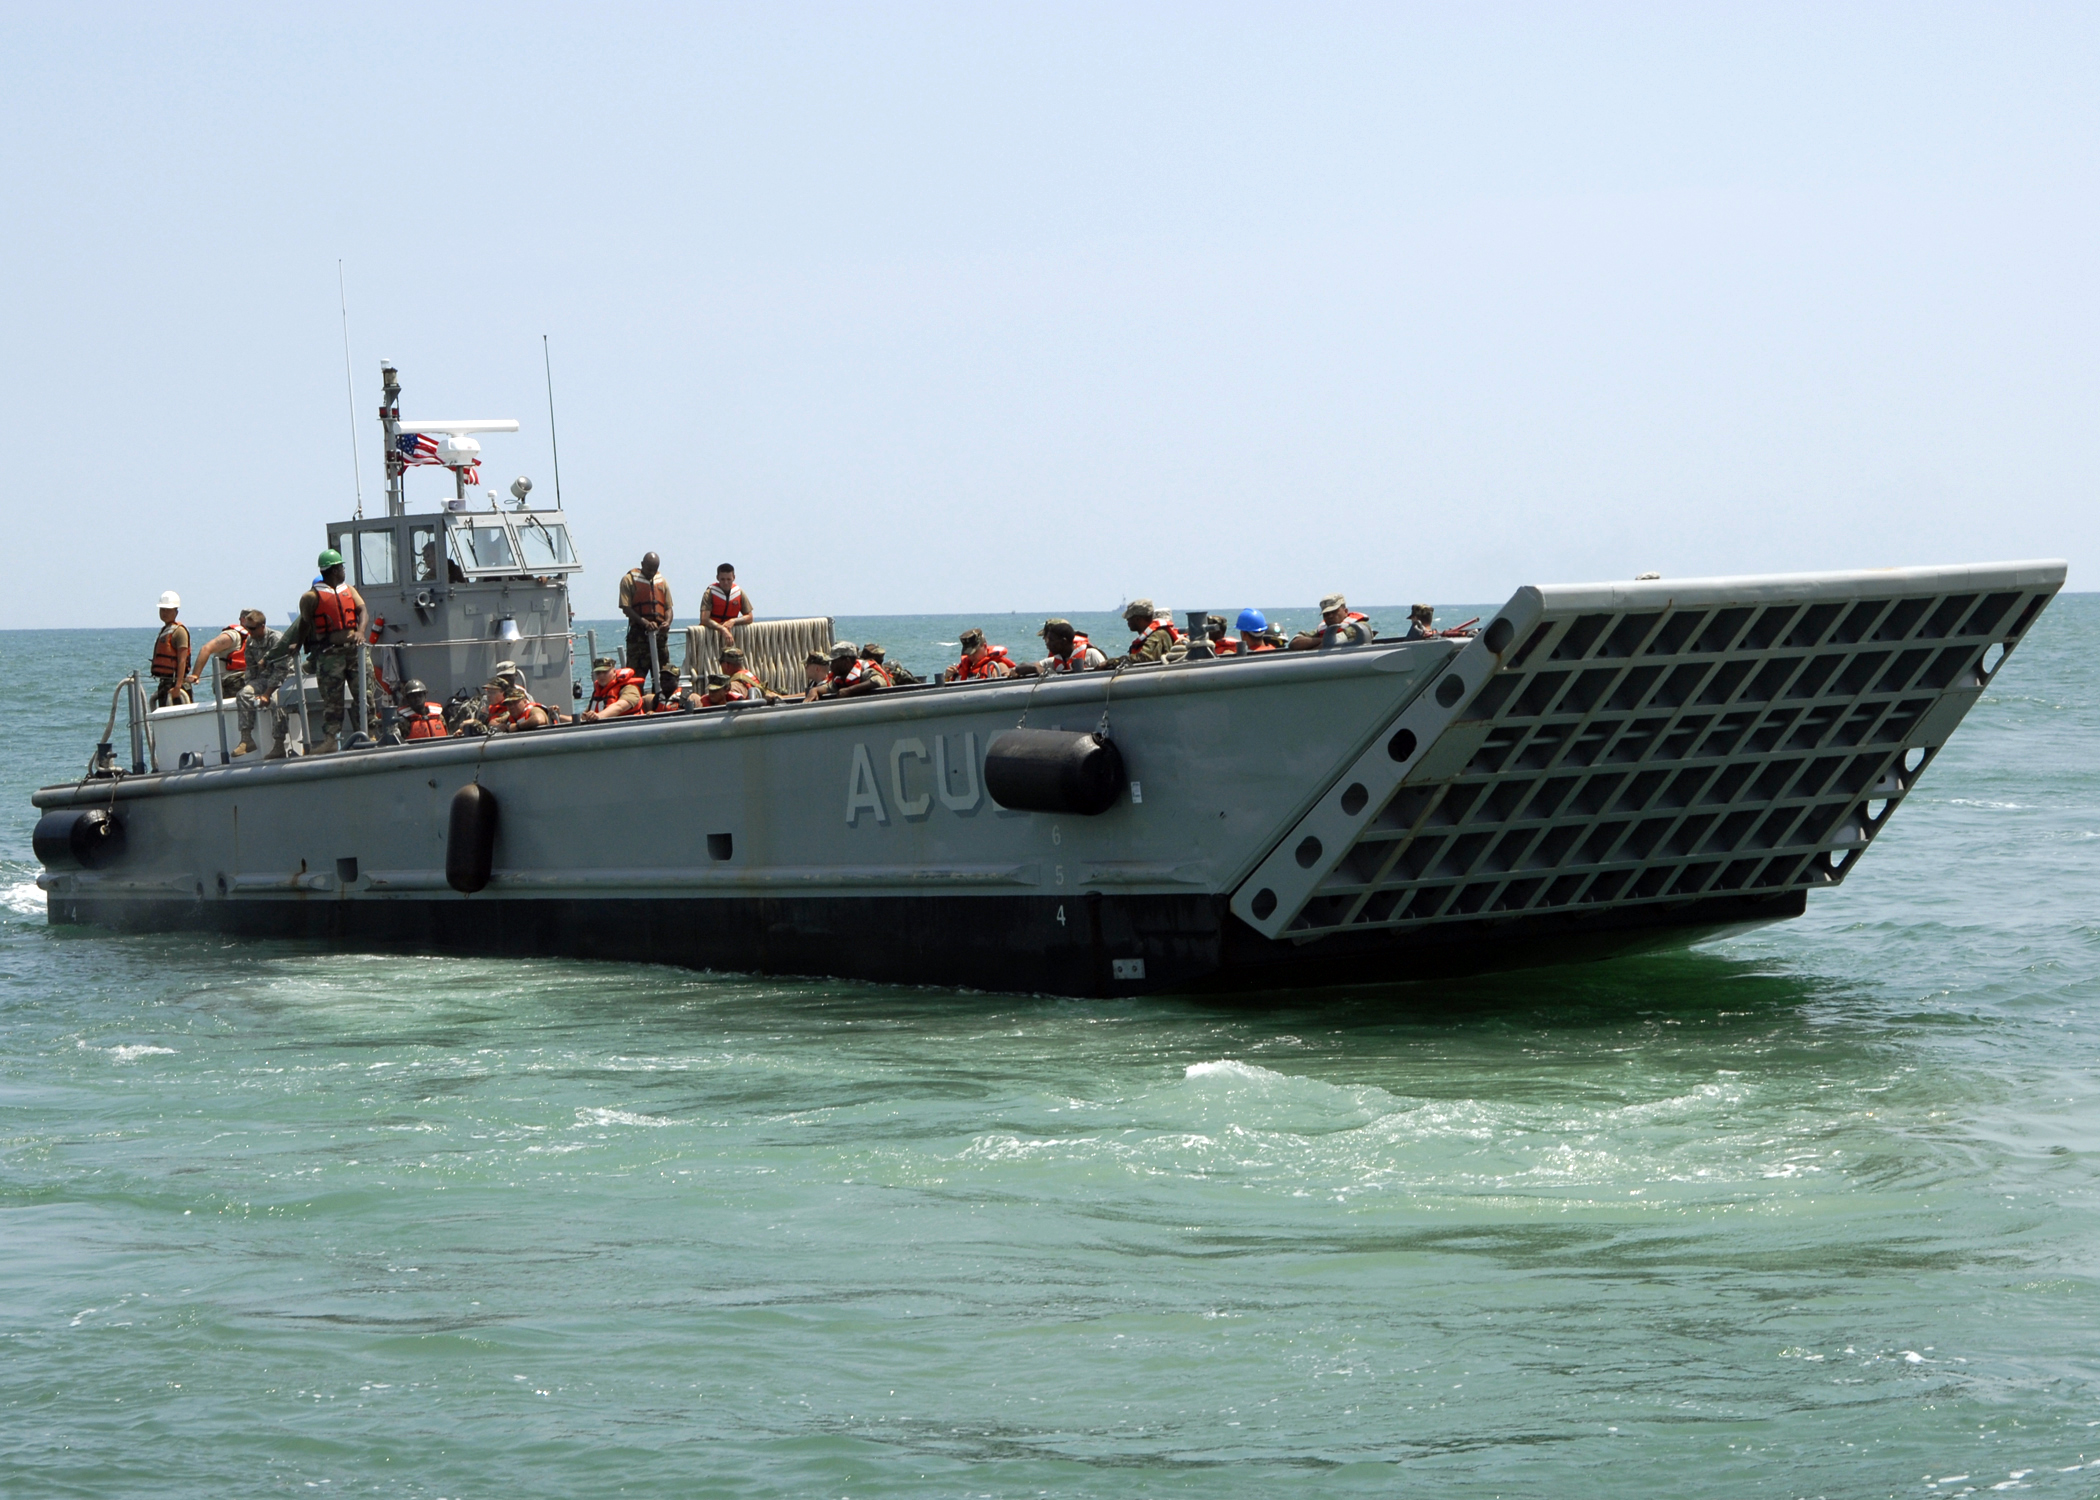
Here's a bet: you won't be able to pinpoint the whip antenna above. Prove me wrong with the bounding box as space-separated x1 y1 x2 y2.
338 260 365 518
543 334 563 509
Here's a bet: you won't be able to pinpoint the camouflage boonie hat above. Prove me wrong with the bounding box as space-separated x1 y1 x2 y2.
592 655 617 670
705 673 729 689
1318 593 1346 615
830 641 859 660
959 628 985 649
1123 598 1153 621
805 650 829 666
1038 618 1073 637
720 646 745 663
861 642 885 659
1410 603 1433 621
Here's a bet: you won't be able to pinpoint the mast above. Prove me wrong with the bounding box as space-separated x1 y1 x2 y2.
380 361 404 516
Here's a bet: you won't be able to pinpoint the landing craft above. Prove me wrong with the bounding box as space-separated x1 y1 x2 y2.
28 368 2067 995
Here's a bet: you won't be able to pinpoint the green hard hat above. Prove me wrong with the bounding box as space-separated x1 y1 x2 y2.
317 548 344 569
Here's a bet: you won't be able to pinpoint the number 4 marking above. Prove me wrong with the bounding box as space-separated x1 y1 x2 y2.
1056 905 1066 926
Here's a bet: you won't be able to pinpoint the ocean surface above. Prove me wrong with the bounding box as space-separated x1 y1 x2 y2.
3 596 2097 1499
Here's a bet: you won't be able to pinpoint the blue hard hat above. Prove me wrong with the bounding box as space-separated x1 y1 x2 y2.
1236 609 1268 634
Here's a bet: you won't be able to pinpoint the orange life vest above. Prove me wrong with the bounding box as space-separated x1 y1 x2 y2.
498 696 546 728
951 645 1013 681
1245 637 1279 653
151 623 187 680
589 668 641 714
403 702 447 739
1045 634 1095 673
1127 619 1183 656
704 583 746 622
628 573 671 628
313 583 359 638
219 625 249 673
1211 635 1240 656
698 685 748 707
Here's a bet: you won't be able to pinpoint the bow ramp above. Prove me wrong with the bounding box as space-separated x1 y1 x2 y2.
1231 561 2066 943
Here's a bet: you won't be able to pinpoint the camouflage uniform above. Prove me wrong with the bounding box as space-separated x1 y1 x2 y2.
314 645 382 741
234 628 289 752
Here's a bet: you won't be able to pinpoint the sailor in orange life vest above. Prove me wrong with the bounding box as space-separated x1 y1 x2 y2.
700 563 753 648
1236 609 1281 652
396 679 449 741
1119 600 1184 665
692 672 747 709
819 641 892 699
718 646 775 702
642 669 686 713
1289 592 1375 651
190 608 269 699
1203 615 1241 656
150 591 192 707
492 681 553 731
1017 618 1106 677
619 552 673 677
944 628 1016 682
260 550 373 753
580 656 645 721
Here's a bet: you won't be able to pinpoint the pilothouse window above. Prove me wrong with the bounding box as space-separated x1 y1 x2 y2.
515 518 576 572
411 526 441 582
450 520 518 573
356 529 397 586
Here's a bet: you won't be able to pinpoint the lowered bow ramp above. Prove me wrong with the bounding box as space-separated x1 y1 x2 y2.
1231 562 2065 945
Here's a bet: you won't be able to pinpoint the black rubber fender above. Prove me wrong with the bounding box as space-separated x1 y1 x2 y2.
984 730 1127 816
32 808 126 871
446 783 499 894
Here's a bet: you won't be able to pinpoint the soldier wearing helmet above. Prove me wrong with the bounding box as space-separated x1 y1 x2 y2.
263 548 371 753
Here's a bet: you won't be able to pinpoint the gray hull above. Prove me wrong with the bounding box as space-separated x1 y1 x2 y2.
33 562 2064 997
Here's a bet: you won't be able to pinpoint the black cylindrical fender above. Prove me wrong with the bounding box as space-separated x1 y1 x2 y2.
446 783 499 894
33 808 126 871
984 730 1126 816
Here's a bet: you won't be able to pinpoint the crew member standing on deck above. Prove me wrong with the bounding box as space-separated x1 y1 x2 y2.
189 609 267 699
619 552 674 678
265 550 367 753
150 592 192 707
700 563 752 649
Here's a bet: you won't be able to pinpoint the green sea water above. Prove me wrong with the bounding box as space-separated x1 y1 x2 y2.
3 598 2097 1498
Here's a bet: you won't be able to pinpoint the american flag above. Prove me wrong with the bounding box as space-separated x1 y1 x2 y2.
394 432 478 484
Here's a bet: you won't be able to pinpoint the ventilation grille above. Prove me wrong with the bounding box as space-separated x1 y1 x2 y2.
1281 586 2049 938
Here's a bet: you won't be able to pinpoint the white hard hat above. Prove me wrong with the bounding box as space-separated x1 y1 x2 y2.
158 590 181 609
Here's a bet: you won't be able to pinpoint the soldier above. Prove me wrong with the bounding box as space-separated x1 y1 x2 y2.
861 642 919 686
1237 609 1281 653
492 681 553 731
150 591 192 707
397 679 449 740
581 656 645 720
692 672 746 709
718 646 775 702
1020 618 1105 676
619 551 673 677
642 669 686 714
944 628 1015 682
700 563 753 648
801 649 831 701
1204 615 1240 655
819 641 889 699
264 551 367 752
189 609 266 699
1119 600 1183 665
1404 604 1437 640
226 614 288 756
1290 593 1374 651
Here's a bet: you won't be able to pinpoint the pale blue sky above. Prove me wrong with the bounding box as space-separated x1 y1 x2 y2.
3 3 2093 630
